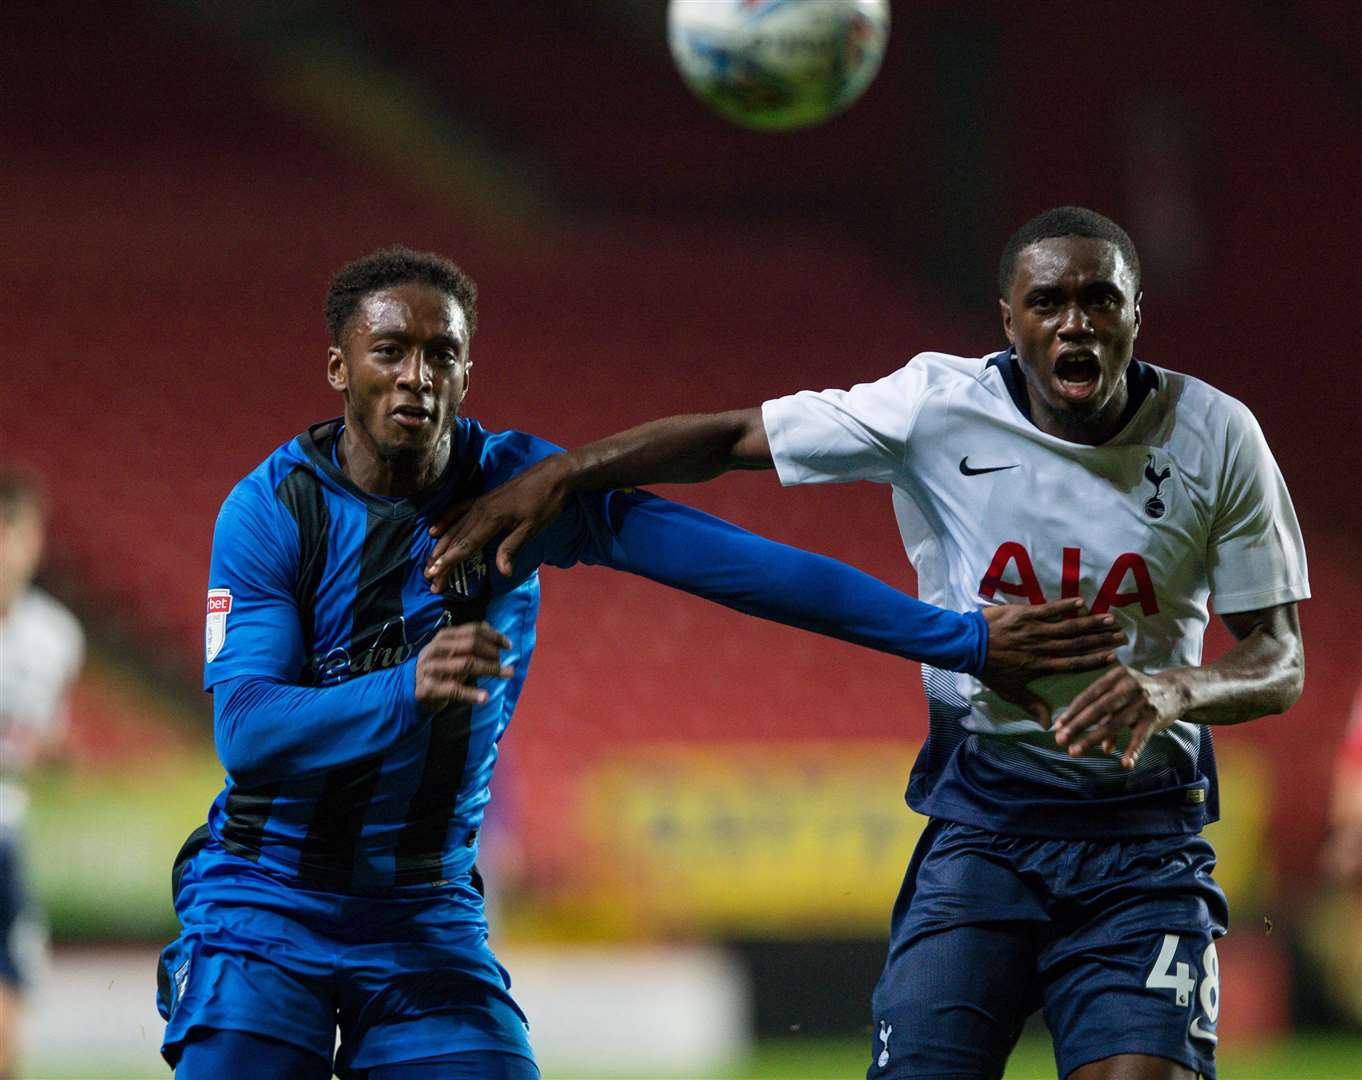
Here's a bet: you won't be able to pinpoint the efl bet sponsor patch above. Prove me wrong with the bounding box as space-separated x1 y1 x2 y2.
205 588 232 662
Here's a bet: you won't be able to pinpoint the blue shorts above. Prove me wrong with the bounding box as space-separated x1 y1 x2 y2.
868 819 1228 1080
0 833 41 989
157 829 536 1079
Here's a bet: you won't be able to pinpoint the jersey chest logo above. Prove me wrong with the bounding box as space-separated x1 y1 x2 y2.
445 552 488 600
1144 454 1173 519
979 543 1159 615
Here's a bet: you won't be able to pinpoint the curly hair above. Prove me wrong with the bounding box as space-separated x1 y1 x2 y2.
325 246 479 345
997 207 1141 298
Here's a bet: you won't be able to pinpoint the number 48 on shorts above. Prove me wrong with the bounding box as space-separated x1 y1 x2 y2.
1145 933 1220 1043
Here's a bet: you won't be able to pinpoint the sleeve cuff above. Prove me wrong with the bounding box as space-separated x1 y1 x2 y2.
403 654 429 720
962 609 989 677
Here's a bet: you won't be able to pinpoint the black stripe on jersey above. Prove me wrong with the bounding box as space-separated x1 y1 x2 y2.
391 700 477 886
216 468 330 865
295 510 411 890
276 466 331 659
295 755 386 890
391 587 489 887
169 824 211 900
392 462 491 886
349 512 411 658
219 784 281 864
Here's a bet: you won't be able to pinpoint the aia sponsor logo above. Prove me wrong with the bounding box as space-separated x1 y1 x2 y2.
979 543 1159 616
205 588 232 662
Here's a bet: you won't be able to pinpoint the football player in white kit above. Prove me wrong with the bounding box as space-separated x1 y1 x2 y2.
0 471 84 1078
423 207 1308 1080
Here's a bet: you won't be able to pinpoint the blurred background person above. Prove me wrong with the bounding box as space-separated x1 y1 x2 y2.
0 471 84 1079
1317 664 1362 1024
1324 671 1362 884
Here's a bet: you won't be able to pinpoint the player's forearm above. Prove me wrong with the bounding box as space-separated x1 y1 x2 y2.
213 661 423 785
592 490 987 673
1157 617 1304 726
556 409 771 494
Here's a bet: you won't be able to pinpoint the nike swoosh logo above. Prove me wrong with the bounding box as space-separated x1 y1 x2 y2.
1188 1016 1217 1043
959 457 1020 476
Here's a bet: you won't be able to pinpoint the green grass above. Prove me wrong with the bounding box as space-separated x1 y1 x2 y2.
707 1032 1362 1079
27 1033 1362 1078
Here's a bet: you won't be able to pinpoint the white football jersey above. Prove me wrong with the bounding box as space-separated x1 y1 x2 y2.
763 349 1309 836
0 587 84 829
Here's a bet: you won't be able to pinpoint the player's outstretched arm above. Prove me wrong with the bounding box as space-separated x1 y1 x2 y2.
1053 601 1304 769
427 409 769 583
214 622 514 786
547 488 1123 722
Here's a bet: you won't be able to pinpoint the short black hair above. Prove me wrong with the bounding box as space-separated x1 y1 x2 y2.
997 207 1141 297
0 467 47 523
325 246 478 345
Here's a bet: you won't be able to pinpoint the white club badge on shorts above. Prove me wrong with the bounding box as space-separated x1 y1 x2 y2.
205 588 232 662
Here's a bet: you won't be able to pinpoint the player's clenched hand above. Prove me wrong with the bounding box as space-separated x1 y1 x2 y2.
1053 666 1186 770
979 599 1125 727
414 622 514 710
425 455 573 592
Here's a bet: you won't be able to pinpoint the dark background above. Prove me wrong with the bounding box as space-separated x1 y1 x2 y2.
3 0 1359 1057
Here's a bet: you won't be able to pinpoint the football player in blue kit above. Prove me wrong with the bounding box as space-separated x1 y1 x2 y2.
426 208 1309 1080
157 246 1127 1079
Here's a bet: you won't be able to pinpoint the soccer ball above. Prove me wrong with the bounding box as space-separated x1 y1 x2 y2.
666 0 891 131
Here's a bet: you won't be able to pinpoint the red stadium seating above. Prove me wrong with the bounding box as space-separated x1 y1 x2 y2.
2 1 1357 882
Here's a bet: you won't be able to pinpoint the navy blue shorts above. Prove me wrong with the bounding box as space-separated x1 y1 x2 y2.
0 834 41 989
868 819 1228 1080
157 831 536 1080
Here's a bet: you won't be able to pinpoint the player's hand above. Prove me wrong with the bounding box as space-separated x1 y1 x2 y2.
979 599 1126 727
425 455 573 591
1052 666 1186 769
414 622 515 710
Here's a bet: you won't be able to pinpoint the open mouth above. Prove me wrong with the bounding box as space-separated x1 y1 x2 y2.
391 405 433 429
1054 352 1101 400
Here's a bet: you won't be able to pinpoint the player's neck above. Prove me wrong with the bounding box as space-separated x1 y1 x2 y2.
0 579 28 619
1026 382 1131 446
337 423 451 498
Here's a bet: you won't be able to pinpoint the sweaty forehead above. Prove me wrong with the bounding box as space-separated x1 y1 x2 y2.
1015 237 1133 292
353 284 468 340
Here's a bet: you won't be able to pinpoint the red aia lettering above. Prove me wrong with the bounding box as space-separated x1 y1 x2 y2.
978 541 1046 605
979 544 1159 615
1061 547 1081 599
1092 552 1159 616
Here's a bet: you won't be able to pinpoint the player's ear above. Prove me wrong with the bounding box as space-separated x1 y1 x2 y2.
999 298 1015 343
1132 292 1142 339
459 357 472 405
327 346 348 392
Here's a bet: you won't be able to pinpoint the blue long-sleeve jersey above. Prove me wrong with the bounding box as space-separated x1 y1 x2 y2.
201 417 986 896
